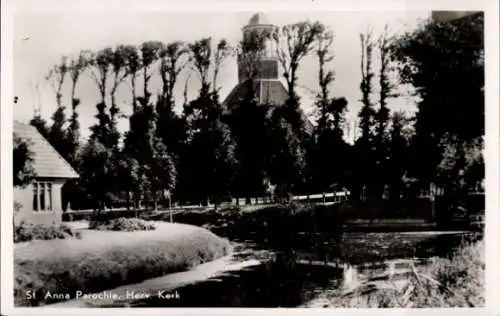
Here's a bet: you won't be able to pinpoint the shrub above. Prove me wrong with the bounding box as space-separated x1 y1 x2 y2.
14 222 82 243
89 217 156 231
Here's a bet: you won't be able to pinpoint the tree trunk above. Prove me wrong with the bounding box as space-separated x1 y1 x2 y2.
169 197 173 223
126 191 130 211
132 84 136 112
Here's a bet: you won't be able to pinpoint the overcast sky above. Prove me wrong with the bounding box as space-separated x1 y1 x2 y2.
14 11 430 141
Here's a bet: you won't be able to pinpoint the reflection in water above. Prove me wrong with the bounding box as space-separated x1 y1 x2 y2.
123 231 479 308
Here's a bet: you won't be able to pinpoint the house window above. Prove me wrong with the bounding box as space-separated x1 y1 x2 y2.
32 181 53 211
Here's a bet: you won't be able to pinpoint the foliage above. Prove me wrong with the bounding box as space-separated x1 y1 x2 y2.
156 41 190 161
28 14 483 214
29 114 50 140
66 51 91 167
267 112 306 196
89 217 156 231
387 111 413 200
13 133 36 187
78 139 115 211
391 13 484 189
179 37 238 207
273 20 325 100
311 27 350 193
14 222 81 243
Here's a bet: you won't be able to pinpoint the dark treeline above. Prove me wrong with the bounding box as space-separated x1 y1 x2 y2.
17 14 484 215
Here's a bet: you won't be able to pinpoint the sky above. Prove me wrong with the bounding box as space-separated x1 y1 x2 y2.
13 10 430 142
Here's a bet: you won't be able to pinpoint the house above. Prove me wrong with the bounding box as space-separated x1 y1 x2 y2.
222 12 316 134
13 121 79 226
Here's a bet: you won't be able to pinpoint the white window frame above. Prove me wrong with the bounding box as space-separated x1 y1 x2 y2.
32 181 53 212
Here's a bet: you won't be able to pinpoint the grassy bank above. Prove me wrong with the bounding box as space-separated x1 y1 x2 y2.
327 237 484 307
14 222 231 307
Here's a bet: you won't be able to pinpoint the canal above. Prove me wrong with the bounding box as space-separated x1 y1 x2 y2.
95 227 480 308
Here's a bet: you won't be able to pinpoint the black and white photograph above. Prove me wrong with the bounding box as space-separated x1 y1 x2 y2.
2 0 499 313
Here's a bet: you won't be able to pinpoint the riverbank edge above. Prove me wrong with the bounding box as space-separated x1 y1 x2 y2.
306 237 485 308
14 222 232 307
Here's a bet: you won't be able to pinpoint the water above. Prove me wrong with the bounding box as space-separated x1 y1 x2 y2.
119 229 479 308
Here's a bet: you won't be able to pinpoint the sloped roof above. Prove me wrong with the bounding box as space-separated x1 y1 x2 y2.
222 79 315 134
13 121 79 179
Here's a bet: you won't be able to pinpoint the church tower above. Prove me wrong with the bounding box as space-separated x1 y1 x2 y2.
237 12 280 82
222 12 315 134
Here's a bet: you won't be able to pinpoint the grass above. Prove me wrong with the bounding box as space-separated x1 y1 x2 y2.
14 222 232 307
326 237 484 307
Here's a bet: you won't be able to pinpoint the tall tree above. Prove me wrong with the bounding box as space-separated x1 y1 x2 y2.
353 28 377 199
66 50 90 167
78 139 115 212
156 41 190 160
387 111 413 200
312 28 350 195
46 56 70 160
180 37 238 208
123 41 176 210
373 25 398 198
358 29 376 142
391 13 484 193
138 41 163 108
273 21 325 102
267 114 306 199
124 45 141 113
229 29 271 203
88 47 118 149
272 21 325 136
110 45 133 122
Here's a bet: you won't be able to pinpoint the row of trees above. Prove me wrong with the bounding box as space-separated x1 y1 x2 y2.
16 13 484 213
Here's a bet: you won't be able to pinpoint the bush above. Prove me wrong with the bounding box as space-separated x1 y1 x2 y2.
89 217 156 231
14 222 81 243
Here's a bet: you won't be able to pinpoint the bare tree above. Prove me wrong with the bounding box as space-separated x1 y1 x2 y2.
212 39 232 95
46 56 69 109
376 24 398 140
139 41 163 107
89 47 114 104
315 28 335 132
123 45 141 113
359 28 376 140
158 41 190 104
69 50 91 114
110 45 134 120
273 21 325 100
188 37 212 91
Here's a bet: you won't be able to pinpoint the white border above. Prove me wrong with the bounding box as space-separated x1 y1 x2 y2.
2 0 499 315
